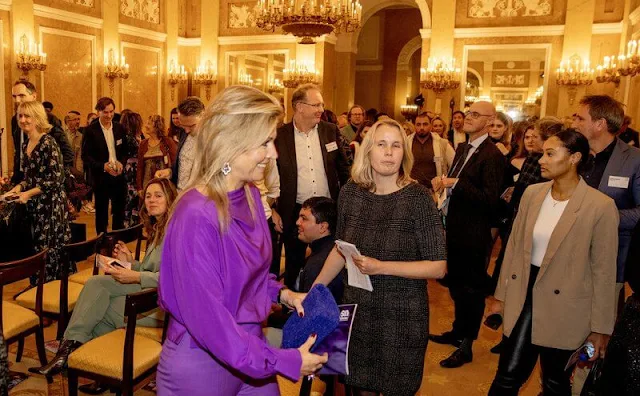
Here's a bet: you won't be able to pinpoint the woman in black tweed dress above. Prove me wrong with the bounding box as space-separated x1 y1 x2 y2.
314 119 447 396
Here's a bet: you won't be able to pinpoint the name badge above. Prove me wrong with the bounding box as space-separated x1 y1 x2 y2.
325 141 338 152
116 139 123 146
164 155 169 165
608 176 630 189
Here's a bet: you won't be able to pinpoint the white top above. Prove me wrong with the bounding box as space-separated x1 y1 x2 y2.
452 129 466 150
99 119 117 164
294 121 330 204
531 189 569 267
177 134 196 190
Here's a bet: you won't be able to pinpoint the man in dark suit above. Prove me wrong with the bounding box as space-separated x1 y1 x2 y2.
430 101 506 368
274 84 350 289
82 97 128 234
154 96 204 190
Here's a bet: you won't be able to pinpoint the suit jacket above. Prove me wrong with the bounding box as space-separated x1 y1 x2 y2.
446 137 505 255
81 120 127 187
275 121 350 231
171 131 189 186
496 180 619 350
595 138 640 282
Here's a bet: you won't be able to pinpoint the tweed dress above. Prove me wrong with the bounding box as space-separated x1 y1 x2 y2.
337 181 446 395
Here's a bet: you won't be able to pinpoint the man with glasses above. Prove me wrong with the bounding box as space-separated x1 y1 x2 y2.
274 84 350 289
430 101 506 369
340 105 366 142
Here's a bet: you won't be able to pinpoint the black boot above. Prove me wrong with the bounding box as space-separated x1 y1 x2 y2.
490 339 504 354
29 339 82 377
440 338 473 368
78 381 110 395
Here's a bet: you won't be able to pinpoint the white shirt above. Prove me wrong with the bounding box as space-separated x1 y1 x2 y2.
99 119 117 164
453 129 467 150
531 189 569 267
294 122 330 204
255 159 280 219
177 134 196 190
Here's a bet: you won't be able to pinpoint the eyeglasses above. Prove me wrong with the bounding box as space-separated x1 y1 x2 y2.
465 111 493 120
300 102 325 110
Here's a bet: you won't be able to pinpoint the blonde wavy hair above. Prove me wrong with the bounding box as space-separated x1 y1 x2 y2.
177 85 283 231
17 101 52 134
351 119 415 192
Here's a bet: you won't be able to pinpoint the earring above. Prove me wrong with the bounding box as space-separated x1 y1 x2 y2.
221 162 231 176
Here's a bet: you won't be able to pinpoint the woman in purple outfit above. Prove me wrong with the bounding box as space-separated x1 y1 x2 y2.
156 86 328 395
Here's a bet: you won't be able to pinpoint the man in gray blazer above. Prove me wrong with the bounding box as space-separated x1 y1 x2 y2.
572 95 640 394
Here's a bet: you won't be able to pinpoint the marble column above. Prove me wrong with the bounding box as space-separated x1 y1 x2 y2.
426 0 456 119
102 0 120 101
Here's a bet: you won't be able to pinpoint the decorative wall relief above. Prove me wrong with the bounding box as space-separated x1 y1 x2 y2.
494 74 527 86
121 0 160 24
468 0 552 18
228 2 261 29
61 0 95 6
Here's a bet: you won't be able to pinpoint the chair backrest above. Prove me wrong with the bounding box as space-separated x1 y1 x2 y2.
122 288 160 384
108 223 144 261
64 233 104 264
0 249 48 331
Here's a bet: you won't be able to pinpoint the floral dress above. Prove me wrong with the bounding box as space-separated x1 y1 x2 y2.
20 134 72 282
123 134 141 228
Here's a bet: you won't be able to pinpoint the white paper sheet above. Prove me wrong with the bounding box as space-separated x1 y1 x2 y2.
335 240 373 292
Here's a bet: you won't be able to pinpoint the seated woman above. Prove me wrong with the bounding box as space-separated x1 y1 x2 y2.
486 129 618 396
32 177 178 384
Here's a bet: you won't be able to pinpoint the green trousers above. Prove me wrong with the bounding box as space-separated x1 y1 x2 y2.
64 275 163 344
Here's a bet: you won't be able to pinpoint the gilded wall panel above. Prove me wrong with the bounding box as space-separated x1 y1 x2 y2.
122 45 161 120
220 0 273 36
40 31 95 125
456 0 566 27
593 0 624 23
61 0 94 7
34 0 102 18
121 0 161 24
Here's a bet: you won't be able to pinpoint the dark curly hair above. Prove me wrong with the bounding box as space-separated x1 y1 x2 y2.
139 178 178 246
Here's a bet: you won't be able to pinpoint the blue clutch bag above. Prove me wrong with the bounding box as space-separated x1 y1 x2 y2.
282 284 340 351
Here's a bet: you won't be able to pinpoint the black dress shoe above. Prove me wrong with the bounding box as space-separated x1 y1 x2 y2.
78 381 110 395
484 314 503 330
439 347 473 368
490 339 504 354
30 339 83 377
428 331 462 347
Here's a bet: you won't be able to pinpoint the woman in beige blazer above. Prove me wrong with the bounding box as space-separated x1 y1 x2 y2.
486 129 619 396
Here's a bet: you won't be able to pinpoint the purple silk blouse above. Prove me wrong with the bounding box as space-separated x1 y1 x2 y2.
158 186 302 381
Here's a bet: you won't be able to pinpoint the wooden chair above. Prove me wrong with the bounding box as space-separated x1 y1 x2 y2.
0 249 48 366
67 288 165 396
70 224 143 285
15 234 104 339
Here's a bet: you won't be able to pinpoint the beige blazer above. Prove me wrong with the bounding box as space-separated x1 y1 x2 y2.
495 179 619 350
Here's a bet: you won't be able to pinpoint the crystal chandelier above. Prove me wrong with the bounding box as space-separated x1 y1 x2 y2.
104 48 129 97
614 40 640 77
596 56 621 86
268 76 285 94
238 69 255 87
255 0 362 44
168 59 188 101
283 60 320 88
194 60 217 100
400 105 418 121
16 34 47 81
420 57 461 95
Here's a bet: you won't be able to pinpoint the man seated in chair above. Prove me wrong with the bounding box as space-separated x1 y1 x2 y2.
31 178 177 394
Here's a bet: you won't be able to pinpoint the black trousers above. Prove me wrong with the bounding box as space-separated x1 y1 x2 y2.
267 217 283 276
489 265 573 396
282 204 307 290
449 248 490 340
94 175 126 235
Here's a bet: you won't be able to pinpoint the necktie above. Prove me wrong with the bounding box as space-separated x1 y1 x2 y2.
449 143 471 178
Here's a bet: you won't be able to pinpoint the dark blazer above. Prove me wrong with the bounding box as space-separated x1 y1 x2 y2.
171 131 189 186
446 137 506 254
81 120 127 187
275 120 350 231
595 138 640 282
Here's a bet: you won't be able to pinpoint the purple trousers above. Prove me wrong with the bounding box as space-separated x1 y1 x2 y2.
156 324 279 395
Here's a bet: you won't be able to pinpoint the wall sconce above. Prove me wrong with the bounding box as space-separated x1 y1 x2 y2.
555 54 593 105
268 76 284 94
15 34 47 81
283 59 320 88
104 48 129 97
193 60 217 101
238 69 255 87
168 59 188 101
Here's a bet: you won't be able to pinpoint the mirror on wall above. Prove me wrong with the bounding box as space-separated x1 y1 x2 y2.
226 52 287 101
463 46 550 120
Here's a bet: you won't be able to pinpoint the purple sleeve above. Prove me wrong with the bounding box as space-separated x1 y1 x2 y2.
268 274 284 303
165 213 302 381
